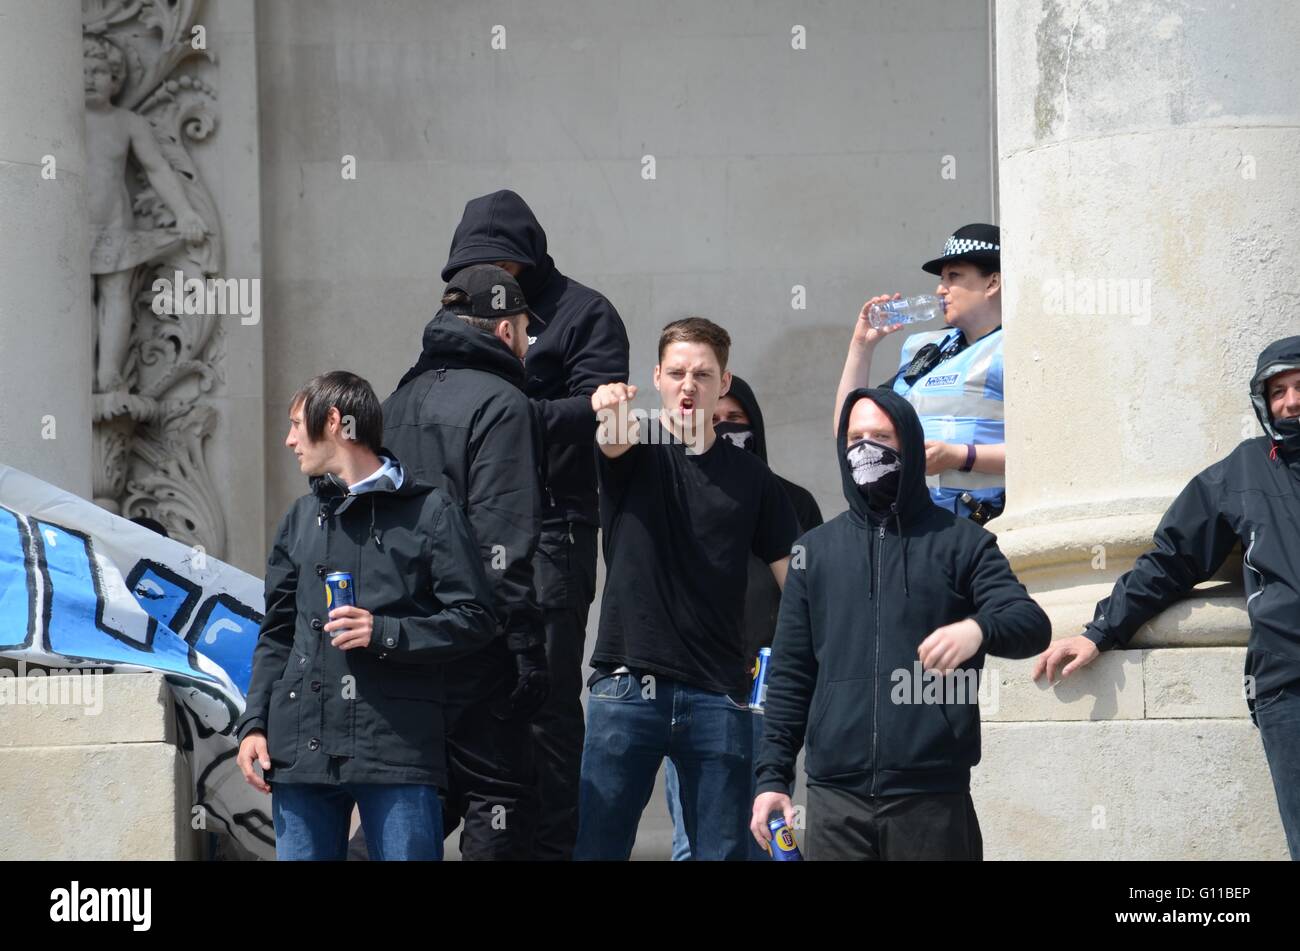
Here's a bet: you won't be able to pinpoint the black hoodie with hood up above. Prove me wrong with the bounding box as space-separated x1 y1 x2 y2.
1083 336 1300 700
723 375 824 659
754 387 1050 799
437 190 631 530
385 310 544 701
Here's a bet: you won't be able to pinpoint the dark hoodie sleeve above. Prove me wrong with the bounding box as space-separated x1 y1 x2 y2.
1083 466 1236 651
754 553 817 797
466 392 544 648
370 495 498 663
966 532 1052 659
532 295 630 446
236 510 298 741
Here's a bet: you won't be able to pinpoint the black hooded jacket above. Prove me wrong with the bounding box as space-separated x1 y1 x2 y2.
1083 336 1300 699
438 190 631 528
724 375 824 659
754 387 1050 799
385 310 543 701
235 458 497 788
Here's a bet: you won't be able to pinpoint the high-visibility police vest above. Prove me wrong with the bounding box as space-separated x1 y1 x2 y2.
890 326 1005 515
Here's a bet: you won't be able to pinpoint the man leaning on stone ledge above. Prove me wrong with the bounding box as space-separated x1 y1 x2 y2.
1035 335 1300 860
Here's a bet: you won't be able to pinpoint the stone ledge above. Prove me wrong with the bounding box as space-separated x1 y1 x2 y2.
982 648 1251 721
1144 647 1250 719
0 743 196 859
982 651 1144 722
972 719 1285 860
1035 595 1250 649
0 672 174 747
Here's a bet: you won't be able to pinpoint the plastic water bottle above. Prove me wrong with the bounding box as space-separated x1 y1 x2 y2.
866 295 946 330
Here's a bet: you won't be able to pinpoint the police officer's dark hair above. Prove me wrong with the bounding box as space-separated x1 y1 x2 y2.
954 258 999 278
441 289 515 336
290 371 383 452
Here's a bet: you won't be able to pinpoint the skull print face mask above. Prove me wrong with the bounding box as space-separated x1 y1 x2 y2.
846 437 901 512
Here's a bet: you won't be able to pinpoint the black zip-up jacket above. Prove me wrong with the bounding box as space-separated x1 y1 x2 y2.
234 459 496 788
386 310 544 701
439 190 630 528
754 387 1050 799
1083 336 1300 699
725 375 823 659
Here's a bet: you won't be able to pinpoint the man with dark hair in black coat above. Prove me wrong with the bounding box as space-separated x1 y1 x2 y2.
752 387 1050 860
439 190 631 859
383 264 545 860
1036 335 1300 859
236 371 496 861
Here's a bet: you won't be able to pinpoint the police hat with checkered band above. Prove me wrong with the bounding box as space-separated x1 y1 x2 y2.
921 223 1000 276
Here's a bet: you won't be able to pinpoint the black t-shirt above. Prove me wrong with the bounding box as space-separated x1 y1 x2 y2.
593 423 800 696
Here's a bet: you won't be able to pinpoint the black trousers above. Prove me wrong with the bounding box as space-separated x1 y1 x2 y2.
441 682 539 861
344 675 536 862
528 522 598 860
805 784 983 861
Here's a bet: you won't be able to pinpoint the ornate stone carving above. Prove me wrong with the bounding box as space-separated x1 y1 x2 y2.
83 0 226 557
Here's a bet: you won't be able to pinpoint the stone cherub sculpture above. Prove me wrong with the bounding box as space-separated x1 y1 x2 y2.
84 33 206 408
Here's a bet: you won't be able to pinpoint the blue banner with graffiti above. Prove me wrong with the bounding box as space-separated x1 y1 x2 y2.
0 465 272 859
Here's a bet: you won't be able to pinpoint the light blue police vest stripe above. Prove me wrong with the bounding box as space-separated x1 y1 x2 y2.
892 328 1005 497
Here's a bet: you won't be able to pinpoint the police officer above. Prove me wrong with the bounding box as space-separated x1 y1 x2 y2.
833 223 1006 522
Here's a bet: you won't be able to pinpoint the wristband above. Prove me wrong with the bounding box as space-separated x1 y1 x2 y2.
960 444 976 473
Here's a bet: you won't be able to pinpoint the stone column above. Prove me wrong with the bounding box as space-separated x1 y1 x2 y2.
0 0 94 497
977 0 1300 858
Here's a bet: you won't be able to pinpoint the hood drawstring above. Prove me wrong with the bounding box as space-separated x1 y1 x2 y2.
1270 441 1280 462
895 506 910 598
318 487 383 546
317 493 340 528
369 495 382 548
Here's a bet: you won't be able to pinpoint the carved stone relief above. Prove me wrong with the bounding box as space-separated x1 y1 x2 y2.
83 0 226 557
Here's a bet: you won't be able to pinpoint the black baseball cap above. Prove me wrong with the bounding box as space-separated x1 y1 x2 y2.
444 264 543 325
922 223 1001 275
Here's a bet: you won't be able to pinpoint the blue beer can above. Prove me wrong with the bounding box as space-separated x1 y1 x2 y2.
749 647 772 712
324 571 355 614
767 817 803 861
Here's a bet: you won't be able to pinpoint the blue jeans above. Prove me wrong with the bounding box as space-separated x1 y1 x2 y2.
1254 682 1300 860
665 711 766 860
575 672 752 860
272 782 444 861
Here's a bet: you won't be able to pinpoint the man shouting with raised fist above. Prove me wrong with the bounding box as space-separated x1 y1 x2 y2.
574 317 800 861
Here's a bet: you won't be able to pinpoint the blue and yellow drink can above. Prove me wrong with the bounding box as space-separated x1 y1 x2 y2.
749 647 772 713
767 817 803 861
324 571 355 614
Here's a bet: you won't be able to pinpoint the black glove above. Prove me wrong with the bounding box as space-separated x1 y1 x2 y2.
504 641 549 721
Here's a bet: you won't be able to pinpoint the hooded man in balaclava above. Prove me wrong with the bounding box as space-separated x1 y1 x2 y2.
752 387 1049 860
